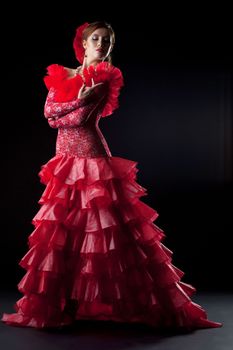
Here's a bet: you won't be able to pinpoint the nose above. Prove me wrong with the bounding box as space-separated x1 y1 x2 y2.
97 37 106 47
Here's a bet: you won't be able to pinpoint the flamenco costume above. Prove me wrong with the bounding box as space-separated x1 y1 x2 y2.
1 61 222 330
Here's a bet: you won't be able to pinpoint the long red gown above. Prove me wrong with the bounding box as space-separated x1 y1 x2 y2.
1 63 222 330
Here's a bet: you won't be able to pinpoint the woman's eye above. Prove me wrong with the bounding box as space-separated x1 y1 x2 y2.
91 36 110 43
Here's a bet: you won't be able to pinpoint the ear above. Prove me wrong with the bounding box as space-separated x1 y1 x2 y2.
82 39 87 49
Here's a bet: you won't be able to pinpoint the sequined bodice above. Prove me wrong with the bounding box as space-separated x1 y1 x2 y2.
44 88 112 158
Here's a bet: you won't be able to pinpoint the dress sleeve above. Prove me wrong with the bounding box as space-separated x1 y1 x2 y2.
47 103 97 128
47 94 106 128
44 88 88 119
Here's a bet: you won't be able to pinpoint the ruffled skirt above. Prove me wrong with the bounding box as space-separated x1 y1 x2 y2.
1 154 222 330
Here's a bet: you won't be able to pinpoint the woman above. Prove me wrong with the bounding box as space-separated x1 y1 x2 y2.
1 21 222 331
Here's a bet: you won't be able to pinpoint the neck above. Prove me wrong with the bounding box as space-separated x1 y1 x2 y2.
85 58 105 67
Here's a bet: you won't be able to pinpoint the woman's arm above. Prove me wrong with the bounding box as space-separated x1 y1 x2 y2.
47 83 107 128
44 82 106 120
47 100 102 128
44 88 89 119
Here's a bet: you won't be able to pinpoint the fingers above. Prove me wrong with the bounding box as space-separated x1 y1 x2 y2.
78 82 86 99
91 79 103 88
94 82 104 87
90 81 103 90
78 81 104 99
80 82 86 91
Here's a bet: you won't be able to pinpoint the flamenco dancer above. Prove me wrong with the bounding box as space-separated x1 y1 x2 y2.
1 21 222 331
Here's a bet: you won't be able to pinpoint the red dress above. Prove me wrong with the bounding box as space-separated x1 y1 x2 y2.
1 62 222 330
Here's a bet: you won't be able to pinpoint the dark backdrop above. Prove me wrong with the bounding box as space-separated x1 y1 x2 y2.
1 2 232 292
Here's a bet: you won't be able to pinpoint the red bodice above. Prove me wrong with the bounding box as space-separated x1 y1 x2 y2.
43 62 124 158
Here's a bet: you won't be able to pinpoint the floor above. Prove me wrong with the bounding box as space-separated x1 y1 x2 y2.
0 290 232 350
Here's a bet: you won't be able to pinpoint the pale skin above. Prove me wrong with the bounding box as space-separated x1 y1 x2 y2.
48 27 113 122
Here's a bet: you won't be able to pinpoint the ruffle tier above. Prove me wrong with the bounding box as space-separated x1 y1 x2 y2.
1 154 222 330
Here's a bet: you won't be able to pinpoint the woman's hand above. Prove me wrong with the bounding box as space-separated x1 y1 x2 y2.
78 78 104 99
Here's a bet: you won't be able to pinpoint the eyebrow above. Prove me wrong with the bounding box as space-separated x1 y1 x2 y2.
92 34 110 38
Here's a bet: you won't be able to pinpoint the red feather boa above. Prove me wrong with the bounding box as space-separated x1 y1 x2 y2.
44 62 124 117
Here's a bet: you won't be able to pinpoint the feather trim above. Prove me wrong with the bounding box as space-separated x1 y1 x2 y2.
44 62 124 117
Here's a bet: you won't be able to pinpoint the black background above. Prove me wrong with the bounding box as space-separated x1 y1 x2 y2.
1 2 232 292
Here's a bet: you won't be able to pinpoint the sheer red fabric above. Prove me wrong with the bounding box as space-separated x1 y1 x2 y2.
1 63 222 330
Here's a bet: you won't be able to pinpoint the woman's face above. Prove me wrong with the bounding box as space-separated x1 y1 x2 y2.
82 27 112 66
